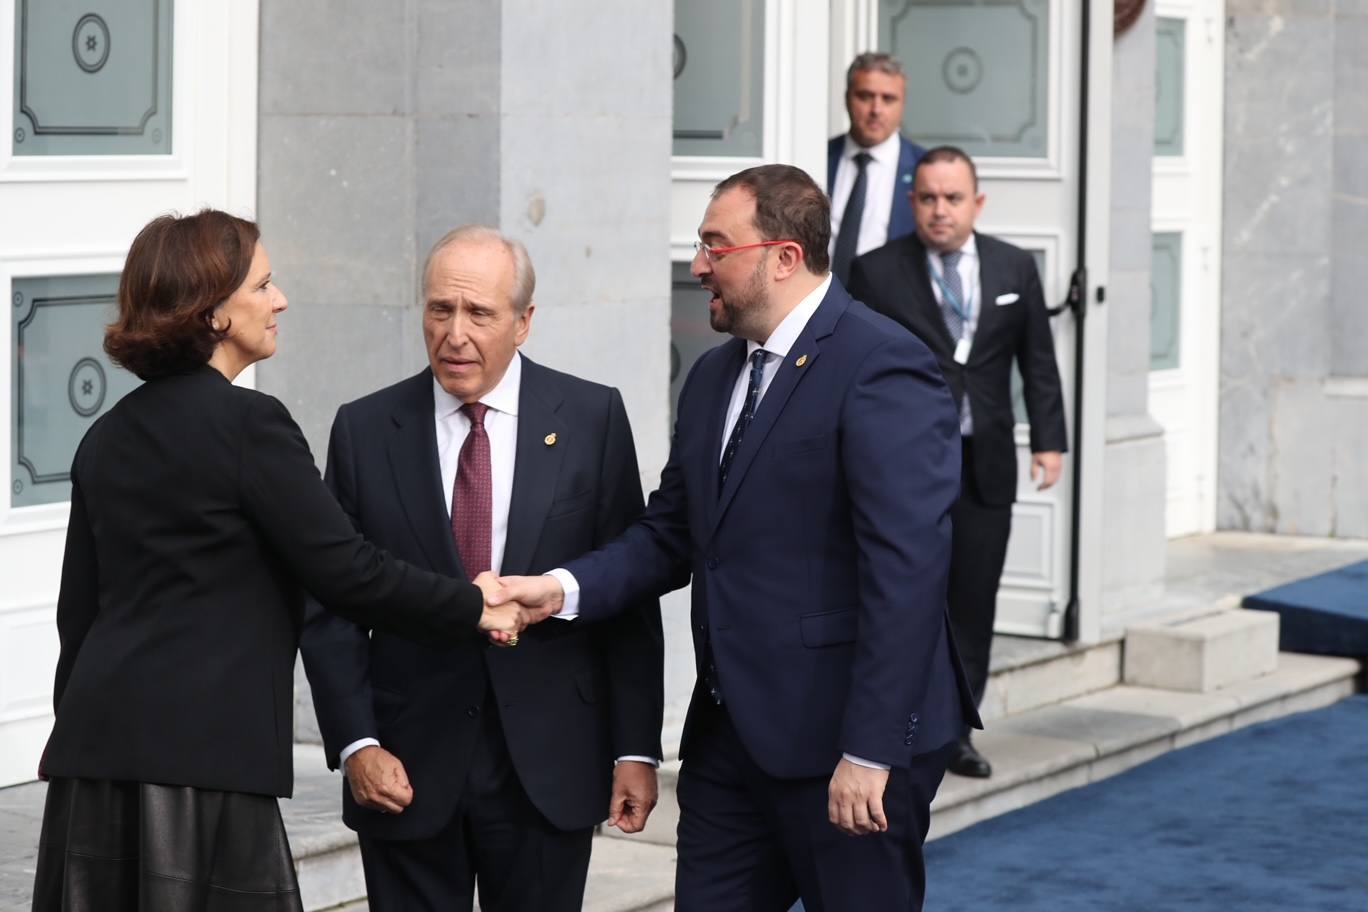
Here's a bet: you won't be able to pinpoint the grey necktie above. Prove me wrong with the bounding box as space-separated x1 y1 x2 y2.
939 250 964 339
938 250 974 436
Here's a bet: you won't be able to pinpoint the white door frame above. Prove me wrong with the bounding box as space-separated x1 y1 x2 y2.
670 0 830 261
1149 0 1224 538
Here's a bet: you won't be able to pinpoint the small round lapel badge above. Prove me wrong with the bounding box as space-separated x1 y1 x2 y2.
795 354 808 368
544 432 558 446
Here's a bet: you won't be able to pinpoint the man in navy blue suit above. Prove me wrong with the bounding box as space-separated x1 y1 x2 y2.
493 165 979 911
828 52 925 286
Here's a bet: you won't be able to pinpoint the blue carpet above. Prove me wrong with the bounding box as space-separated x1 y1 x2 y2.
1243 560 1368 657
922 696 1368 911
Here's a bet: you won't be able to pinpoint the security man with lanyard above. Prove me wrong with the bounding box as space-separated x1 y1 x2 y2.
848 145 1068 779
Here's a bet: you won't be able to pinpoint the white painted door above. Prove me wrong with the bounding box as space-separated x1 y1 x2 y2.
1149 0 1224 537
0 0 258 787
832 0 1093 638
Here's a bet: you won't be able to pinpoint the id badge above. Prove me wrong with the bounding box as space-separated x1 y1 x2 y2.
953 338 972 365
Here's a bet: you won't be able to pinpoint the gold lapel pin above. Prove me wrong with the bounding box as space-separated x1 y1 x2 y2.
795 354 808 368
544 432 558 446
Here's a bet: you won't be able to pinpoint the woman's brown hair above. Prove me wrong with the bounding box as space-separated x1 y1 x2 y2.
105 210 260 380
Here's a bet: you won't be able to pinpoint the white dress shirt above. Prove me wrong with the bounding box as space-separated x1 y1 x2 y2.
556 276 885 771
926 233 980 436
828 131 904 262
340 357 657 769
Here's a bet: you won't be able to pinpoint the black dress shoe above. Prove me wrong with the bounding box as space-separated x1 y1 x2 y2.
947 736 992 778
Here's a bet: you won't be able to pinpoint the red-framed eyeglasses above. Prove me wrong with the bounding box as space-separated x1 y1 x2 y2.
692 239 801 263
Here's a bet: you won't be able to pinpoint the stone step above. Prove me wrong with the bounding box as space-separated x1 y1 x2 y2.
977 634 1122 722
1123 608 1280 692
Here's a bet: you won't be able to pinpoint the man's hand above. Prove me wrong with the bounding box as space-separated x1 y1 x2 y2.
474 571 520 645
344 745 413 814
1030 451 1063 491
606 761 658 833
828 758 890 836
489 575 566 625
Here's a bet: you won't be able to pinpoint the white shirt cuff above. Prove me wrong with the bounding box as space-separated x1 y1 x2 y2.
546 568 580 620
339 737 381 768
842 752 891 771
615 755 661 768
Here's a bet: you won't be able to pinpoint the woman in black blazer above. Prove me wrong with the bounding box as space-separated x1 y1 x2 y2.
31 211 523 911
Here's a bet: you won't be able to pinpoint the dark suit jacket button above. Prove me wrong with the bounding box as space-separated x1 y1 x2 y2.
706 557 719 570
466 705 480 718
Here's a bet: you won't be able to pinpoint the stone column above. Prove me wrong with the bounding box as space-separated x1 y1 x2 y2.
1101 5 1169 633
1220 0 1368 537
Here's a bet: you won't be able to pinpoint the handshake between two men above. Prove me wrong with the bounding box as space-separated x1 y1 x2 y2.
472 571 565 646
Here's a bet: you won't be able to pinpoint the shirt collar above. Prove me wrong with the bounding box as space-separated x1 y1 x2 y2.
433 351 523 419
928 232 979 266
749 274 832 360
842 131 901 167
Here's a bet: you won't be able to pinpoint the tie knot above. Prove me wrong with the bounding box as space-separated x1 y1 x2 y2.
462 402 489 428
749 349 768 370
940 249 962 271
853 151 872 170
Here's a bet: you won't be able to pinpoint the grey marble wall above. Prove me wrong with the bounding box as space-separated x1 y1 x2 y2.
255 2 675 742
1220 0 1368 537
1102 7 1168 630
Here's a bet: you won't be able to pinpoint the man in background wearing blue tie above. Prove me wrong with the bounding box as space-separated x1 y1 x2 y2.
493 165 979 911
827 52 925 286
849 147 1068 780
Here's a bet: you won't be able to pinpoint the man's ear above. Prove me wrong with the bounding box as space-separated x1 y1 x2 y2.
774 242 805 280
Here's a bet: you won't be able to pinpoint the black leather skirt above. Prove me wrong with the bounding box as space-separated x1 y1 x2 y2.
32 777 304 912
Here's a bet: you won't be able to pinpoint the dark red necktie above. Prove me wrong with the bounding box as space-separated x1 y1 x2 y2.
451 402 492 577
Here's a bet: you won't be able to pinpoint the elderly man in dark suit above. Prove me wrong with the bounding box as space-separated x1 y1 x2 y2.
848 146 1068 780
299 226 664 912
827 51 925 285
494 165 978 911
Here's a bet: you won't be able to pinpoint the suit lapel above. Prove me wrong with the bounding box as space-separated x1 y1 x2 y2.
702 340 748 530
710 290 844 534
970 232 1004 361
387 372 463 577
502 359 566 576
898 237 956 356
886 137 918 240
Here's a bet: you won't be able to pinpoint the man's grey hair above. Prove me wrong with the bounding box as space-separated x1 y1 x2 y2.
845 52 905 89
422 225 536 315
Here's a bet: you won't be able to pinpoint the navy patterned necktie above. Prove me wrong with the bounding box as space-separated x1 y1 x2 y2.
718 349 768 491
451 402 491 576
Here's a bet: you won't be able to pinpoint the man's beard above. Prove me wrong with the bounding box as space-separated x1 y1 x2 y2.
708 258 769 338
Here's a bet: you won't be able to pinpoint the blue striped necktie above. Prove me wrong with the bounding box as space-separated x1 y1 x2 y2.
718 349 768 491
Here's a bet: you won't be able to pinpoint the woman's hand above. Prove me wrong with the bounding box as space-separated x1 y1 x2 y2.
474 571 524 645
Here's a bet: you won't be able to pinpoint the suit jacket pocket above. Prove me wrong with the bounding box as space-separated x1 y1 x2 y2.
771 431 833 461
546 488 594 520
800 609 857 648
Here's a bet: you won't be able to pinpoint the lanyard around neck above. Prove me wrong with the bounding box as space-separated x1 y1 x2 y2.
931 266 973 325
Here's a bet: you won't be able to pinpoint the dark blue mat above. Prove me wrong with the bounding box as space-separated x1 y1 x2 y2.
1243 560 1368 657
922 696 1368 911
